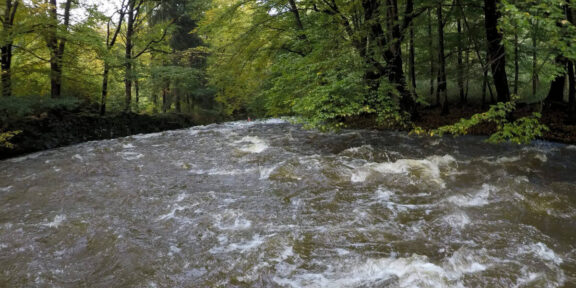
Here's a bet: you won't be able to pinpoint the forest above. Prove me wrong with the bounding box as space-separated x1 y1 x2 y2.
1 0 576 154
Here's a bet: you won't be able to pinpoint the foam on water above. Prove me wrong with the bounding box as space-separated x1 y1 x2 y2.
483 155 522 164
351 154 456 187
234 136 269 153
447 184 494 207
534 153 548 162
156 203 199 221
519 242 563 265
273 253 487 288
209 234 267 253
339 145 375 160
259 162 284 180
188 167 257 176
374 187 394 202
118 151 144 160
443 211 471 229
213 210 252 230
42 214 66 228
130 132 164 139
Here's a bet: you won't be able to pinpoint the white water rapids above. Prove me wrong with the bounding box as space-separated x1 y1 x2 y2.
1 119 575 287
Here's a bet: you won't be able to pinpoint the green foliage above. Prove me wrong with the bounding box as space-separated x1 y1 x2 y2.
0 96 80 120
488 112 549 144
413 98 549 144
0 130 21 149
200 0 406 128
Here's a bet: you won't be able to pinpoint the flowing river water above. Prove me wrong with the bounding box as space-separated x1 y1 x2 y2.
1 119 576 287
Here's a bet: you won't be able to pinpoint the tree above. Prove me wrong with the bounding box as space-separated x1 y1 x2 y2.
123 0 140 112
122 0 172 112
484 0 510 103
46 0 73 98
436 0 448 114
100 0 126 115
1 0 19 98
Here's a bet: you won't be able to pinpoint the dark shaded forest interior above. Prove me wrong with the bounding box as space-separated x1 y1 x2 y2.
2 0 576 158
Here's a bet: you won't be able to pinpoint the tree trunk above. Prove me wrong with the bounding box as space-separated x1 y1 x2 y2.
546 1 575 109
386 0 416 116
135 78 140 104
124 0 136 112
457 13 465 105
162 81 170 113
482 70 488 108
532 21 539 100
436 1 449 114
288 0 305 37
458 3 495 102
568 5 576 118
514 28 519 95
1 0 18 98
0 45 12 98
100 65 110 115
484 0 511 103
546 57 567 106
407 0 417 99
568 61 575 113
48 0 72 99
465 48 470 101
175 89 181 113
47 0 58 98
408 21 417 95
100 0 126 115
428 9 436 105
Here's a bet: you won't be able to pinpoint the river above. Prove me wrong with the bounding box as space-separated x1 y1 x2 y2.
1 119 575 287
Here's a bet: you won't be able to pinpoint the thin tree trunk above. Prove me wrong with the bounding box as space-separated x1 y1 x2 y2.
47 0 58 98
100 0 126 115
465 48 470 101
125 0 135 112
546 1 574 109
532 24 538 100
1 0 18 98
428 9 436 105
48 0 71 99
408 18 417 96
162 87 167 113
484 0 511 103
135 78 140 104
482 70 488 108
186 93 192 113
458 3 495 101
436 1 449 114
386 0 416 116
100 65 110 115
0 44 12 98
514 28 519 95
546 57 567 106
457 10 465 105
568 61 575 112
568 5 576 117
175 89 181 113
288 0 305 37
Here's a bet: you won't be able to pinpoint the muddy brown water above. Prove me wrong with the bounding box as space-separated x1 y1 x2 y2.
1 119 575 287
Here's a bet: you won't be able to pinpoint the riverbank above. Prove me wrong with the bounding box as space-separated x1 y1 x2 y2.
413 105 576 144
2 105 575 161
0 110 200 160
